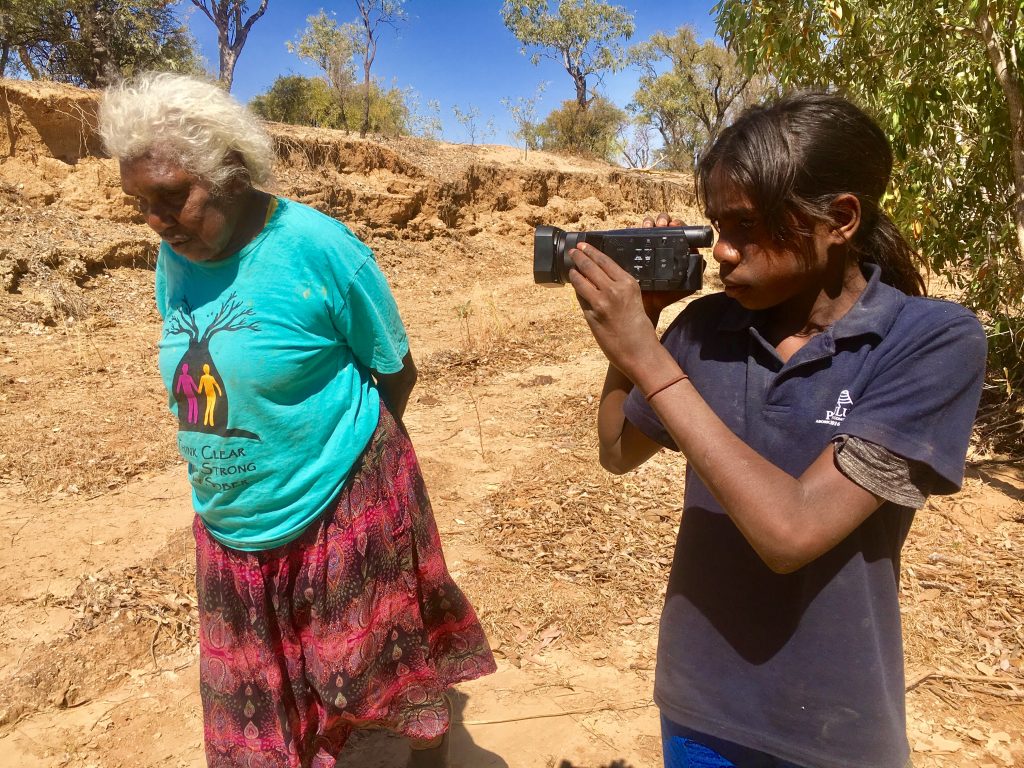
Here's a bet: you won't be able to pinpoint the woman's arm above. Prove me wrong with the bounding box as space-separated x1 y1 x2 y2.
571 242 883 574
374 351 417 421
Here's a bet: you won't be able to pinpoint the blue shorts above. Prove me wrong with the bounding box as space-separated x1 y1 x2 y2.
661 716 808 768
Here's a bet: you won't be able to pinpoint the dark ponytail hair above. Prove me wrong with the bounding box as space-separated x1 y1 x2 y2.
696 91 926 296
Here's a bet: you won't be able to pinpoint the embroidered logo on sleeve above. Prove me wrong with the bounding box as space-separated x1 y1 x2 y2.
816 389 853 427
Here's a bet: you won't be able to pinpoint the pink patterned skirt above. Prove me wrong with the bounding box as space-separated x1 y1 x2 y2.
193 404 496 768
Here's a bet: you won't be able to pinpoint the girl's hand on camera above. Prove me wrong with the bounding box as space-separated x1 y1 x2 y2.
568 242 669 386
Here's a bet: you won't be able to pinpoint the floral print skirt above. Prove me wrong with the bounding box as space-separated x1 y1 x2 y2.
193 403 496 768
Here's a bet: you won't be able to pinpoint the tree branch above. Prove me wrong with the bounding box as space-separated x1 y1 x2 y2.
188 0 216 26
240 0 270 36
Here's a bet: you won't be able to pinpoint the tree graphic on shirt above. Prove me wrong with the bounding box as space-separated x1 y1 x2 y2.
166 291 261 440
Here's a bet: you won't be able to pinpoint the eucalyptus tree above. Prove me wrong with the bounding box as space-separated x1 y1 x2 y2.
189 0 270 90
501 0 634 110
287 10 359 131
629 25 767 171
2 0 198 86
715 0 1024 390
352 0 406 137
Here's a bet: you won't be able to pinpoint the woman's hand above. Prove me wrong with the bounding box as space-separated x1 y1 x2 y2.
374 351 418 421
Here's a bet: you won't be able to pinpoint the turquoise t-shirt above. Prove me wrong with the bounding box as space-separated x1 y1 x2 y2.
154 197 409 551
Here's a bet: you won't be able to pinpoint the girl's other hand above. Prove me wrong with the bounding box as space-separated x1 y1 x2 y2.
642 289 693 319
642 212 683 228
640 212 693 319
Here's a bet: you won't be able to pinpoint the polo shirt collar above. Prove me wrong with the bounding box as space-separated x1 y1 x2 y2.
830 263 905 342
714 262 905 341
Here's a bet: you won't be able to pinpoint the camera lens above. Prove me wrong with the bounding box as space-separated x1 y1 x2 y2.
534 226 565 284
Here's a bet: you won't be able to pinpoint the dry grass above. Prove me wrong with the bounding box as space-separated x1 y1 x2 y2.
902 486 1024 695
0 272 176 499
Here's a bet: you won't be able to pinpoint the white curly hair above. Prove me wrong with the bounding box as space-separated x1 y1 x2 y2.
99 72 275 189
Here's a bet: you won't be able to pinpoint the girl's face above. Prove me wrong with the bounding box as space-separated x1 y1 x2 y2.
119 153 247 263
705 168 833 312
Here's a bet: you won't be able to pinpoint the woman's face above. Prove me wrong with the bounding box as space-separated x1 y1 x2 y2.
119 153 246 263
705 167 833 311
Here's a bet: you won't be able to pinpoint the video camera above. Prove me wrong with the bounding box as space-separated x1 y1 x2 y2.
533 225 713 292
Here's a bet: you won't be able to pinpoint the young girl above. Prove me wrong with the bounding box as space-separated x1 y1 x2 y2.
567 92 986 768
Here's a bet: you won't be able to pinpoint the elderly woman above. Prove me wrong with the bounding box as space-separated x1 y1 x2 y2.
99 73 495 768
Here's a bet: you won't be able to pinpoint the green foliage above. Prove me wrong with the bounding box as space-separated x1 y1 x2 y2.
285 5 409 136
714 0 1024 401
629 25 768 171
250 74 407 136
0 0 57 77
452 104 495 145
364 79 408 137
501 0 634 108
250 75 341 128
501 81 547 158
287 10 358 91
537 96 628 161
286 9 360 132
2 0 202 86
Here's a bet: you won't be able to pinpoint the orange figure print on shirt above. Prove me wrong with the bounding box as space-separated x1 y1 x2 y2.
198 363 223 427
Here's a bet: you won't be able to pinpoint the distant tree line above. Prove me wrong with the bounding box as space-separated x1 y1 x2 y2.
0 0 758 169
499 0 763 168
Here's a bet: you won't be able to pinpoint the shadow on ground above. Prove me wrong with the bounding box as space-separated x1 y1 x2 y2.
337 690 509 768
967 462 1024 502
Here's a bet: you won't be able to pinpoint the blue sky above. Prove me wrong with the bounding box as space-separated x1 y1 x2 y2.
181 0 720 144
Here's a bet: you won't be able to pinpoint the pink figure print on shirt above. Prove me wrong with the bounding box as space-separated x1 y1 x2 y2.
165 293 261 441
175 363 200 424
198 363 223 427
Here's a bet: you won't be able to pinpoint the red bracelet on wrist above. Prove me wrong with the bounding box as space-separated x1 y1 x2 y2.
644 373 689 402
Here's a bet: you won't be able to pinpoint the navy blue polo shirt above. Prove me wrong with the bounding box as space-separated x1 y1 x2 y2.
623 265 986 768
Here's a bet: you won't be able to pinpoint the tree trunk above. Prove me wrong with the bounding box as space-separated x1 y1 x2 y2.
17 46 38 79
977 3 1024 264
219 38 236 91
0 44 10 77
335 88 350 133
574 76 587 109
360 62 370 137
191 0 270 92
562 49 588 109
89 5 116 88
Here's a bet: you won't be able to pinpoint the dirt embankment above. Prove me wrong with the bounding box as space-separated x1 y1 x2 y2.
0 77 695 317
